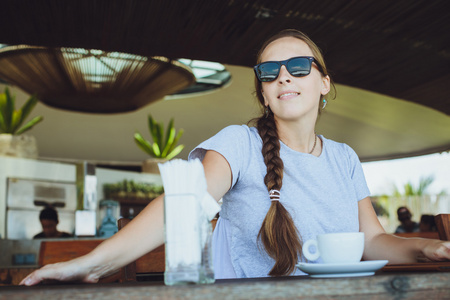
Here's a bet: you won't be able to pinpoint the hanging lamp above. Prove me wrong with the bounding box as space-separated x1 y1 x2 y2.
0 45 196 113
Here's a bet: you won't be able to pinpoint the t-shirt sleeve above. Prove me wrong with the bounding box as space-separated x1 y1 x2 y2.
344 144 371 201
188 125 252 188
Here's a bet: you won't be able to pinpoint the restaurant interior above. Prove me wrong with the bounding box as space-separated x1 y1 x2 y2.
0 0 450 298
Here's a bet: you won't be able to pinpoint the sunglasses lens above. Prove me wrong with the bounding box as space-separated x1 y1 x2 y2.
256 62 280 82
255 57 315 82
287 57 311 77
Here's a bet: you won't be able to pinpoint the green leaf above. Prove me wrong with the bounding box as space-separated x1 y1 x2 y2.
156 121 164 148
10 110 23 134
164 118 174 149
136 114 184 159
4 87 14 132
134 132 156 157
15 116 44 135
0 93 6 119
0 110 6 133
167 128 184 155
152 142 161 157
166 145 185 160
161 127 176 157
0 88 43 135
148 115 157 141
18 94 38 126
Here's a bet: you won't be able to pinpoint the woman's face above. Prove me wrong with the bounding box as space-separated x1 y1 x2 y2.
260 37 330 123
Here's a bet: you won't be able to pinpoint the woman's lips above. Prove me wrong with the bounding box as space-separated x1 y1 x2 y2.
278 92 299 100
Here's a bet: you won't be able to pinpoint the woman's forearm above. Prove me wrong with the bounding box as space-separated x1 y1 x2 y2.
364 233 450 264
86 194 166 277
357 198 450 264
363 232 439 263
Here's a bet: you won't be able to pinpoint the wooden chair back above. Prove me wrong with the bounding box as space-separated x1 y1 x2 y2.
394 231 440 239
435 214 450 241
38 239 103 266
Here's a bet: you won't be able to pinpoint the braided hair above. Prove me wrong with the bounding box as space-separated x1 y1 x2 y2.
256 113 302 275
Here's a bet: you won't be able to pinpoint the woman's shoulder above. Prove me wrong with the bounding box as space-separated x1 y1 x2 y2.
215 124 260 140
219 124 256 134
189 125 259 160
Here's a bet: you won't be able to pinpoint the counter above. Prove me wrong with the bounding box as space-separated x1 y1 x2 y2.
1 271 449 299
0 267 37 286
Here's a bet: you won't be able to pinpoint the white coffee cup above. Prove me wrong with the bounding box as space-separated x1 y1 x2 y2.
302 232 364 264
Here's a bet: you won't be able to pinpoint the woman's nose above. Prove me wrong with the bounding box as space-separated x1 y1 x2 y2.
278 65 291 83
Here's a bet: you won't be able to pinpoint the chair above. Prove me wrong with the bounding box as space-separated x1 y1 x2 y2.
394 232 440 239
38 240 103 266
435 214 450 241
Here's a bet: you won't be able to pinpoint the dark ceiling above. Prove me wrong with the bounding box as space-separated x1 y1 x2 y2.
1 0 449 115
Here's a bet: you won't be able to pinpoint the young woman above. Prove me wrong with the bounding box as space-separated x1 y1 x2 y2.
21 29 450 285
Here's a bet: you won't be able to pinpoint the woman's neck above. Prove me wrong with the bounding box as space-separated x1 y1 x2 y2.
276 118 318 154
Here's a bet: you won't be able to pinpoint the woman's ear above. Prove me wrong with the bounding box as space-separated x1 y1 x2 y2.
262 90 269 106
321 75 331 96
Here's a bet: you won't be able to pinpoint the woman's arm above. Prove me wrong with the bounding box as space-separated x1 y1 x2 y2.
21 194 166 285
21 150 232 285
359 197 450 263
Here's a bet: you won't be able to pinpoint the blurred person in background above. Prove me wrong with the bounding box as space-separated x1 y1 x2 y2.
419 214 437 232
33 206 73 239
395 206 420 233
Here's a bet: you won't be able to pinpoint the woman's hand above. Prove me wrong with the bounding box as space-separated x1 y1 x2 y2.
20 256 108 286
421 239 450 261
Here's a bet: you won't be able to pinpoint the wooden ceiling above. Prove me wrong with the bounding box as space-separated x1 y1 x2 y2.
1 0 449 115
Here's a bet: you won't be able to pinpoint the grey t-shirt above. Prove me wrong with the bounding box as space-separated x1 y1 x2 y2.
189 125 370 278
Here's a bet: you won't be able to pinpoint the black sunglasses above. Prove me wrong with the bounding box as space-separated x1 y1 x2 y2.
254 56 323 82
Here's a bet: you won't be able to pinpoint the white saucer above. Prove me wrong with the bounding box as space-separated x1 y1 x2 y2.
296 260 389 278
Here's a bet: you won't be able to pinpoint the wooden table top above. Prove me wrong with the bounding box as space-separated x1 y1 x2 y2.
382 261 450 272
1 270 450 300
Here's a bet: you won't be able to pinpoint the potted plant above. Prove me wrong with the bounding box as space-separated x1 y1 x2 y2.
0 87 43 158
134 114 184 173
103 180 164 200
